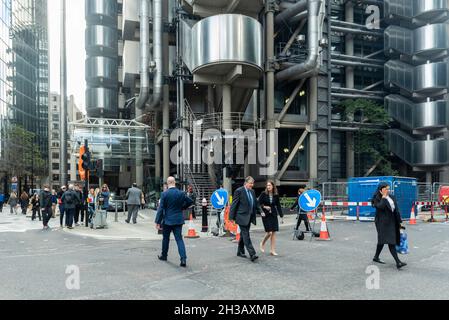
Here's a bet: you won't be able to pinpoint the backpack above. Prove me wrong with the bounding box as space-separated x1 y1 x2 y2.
65 192 74 205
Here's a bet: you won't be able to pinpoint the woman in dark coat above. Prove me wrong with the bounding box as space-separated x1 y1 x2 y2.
258 180 284 256
372 182 407 269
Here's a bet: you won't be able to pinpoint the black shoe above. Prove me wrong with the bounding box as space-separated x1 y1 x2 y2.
250 255 259 262
373 258 386 264
237 252 247 258
396 262 407 270
125 220 130 224
158 255 167 261
180 260 187 268
133 221 137 224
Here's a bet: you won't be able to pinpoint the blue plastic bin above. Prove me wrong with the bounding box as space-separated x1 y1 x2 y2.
347 177 417 219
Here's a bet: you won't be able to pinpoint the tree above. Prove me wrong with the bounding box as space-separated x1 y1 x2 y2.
341 99 398 177
0 124 47 186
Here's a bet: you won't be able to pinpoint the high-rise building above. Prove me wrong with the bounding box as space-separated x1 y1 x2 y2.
0 0 49 191
103 0 449 204
48 93 83 189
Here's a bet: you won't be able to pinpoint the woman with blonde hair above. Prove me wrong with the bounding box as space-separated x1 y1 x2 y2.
258 180 284 256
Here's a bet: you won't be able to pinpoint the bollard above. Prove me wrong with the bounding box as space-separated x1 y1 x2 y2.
430 204 435 223
123 200 126 216
115 203 118 222
356 205 360 222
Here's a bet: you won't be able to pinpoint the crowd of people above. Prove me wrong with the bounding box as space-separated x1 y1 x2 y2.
155 176 407 270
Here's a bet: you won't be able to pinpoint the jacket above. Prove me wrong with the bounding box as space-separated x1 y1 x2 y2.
126 187 142 205
258 192 284 218
373 195 402 245
230 186 260 227
40 190 52 209
62 190 80 209
155 187 194 226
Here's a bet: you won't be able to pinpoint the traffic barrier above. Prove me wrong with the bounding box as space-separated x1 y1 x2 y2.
409 206 416 225
323 202 373 221
414 201 445 223
185 213 200 239
317 212 330 241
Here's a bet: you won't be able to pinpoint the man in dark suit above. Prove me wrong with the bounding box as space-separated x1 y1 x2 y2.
229 176 260 262
155 177 194 268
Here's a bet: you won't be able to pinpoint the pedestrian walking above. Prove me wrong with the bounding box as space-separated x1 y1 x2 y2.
74 184 84 225
57 186 67 228
201 198 208 233
290 186 312 232
186 185 197 219
155 177 194 268
31 194 41 221
258 180 284 256
40 186 53 230
372 182 407 270
7 192 19 215
98 184 110 212
229 176 260 262
62 184 80 229
87 188 96 227
125 183 142 224
51 189 58 218
20 191 29 215
0 192 4 213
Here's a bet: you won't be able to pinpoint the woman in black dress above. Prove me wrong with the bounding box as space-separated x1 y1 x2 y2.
372 182 407 269
258 180 284 256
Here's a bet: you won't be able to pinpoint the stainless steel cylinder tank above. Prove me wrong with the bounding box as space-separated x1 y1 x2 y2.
85 0 118 118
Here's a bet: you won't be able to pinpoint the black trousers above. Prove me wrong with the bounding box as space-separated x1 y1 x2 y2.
74 205 85 224
238 224 256 257
42 208 52 227
296 213 311 232
32 208 41 221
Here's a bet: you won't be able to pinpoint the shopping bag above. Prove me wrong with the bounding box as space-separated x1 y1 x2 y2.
396 231 409 255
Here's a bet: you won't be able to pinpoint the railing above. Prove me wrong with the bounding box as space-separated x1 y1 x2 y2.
199 112 260 133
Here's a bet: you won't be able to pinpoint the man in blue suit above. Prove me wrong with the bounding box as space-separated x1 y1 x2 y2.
155 177 194 268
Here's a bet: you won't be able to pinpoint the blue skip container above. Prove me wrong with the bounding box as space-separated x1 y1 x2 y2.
348 177 417 220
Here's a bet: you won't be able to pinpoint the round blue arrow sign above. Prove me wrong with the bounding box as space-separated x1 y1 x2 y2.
299 190 322 212
211 189 229 210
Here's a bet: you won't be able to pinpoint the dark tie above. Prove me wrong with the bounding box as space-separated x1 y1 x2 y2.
246 189 253 212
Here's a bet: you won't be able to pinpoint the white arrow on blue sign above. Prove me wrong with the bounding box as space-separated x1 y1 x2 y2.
299 190 322 212
211 189 229 210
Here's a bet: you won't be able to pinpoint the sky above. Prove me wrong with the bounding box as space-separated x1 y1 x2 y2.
48 0 86 112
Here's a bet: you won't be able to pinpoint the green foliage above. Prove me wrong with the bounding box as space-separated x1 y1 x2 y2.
340 99 398 176
0 124 47 179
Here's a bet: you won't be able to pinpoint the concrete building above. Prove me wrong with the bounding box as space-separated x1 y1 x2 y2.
84 0 449 206
48 93 83 189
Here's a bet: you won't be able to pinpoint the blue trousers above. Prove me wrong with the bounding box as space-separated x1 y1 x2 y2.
161 224 187 261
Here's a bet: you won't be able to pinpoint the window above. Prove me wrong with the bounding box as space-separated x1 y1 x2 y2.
52 163 59 170
52 152 59 160
52 175 59 182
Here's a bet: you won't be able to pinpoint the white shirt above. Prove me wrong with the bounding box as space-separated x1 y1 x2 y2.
386 196 395 212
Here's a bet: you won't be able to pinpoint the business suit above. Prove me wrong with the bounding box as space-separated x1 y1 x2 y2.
155 187 194 261
230 186 260 258
126 186 142 223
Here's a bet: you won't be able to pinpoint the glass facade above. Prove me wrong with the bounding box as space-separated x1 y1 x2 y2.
0 0 48 173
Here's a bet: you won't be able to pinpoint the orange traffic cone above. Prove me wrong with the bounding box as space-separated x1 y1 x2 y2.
307 211 314 221
235 226 240 242
317 213 331 241
185 214 200 239
409 206 417 225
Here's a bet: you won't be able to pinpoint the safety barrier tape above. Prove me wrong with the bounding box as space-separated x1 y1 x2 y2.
323 202 371 207
414 202 444 206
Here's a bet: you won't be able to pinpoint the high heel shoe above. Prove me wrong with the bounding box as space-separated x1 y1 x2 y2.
270 252 279 256
259 242 265 253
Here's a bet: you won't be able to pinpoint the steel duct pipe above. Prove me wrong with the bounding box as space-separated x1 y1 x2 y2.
146 0 163 111
136 0 150 110
275 0 307 25
276 0 322 83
